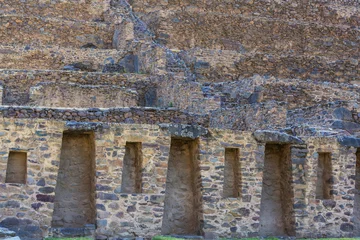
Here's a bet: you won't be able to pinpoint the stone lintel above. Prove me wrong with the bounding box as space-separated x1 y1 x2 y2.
337 136 360 148
65 121 109 131
253 130 304 144
158 123 208 139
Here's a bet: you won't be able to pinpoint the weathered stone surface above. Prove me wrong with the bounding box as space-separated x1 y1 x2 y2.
1 0 360 239
338 136 360 148
253 130 304 144
0 227 16 238
159 123 208 139
333 107 353 121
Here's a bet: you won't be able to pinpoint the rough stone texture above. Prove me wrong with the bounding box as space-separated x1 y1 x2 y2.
29 82 139 108
162 139 202 235
121 142 142 193
315 152 333 200
223 148 240 198
354 149 360 236
5 152 27 184
1 0 360 238
259 144 295 237
52 132 96 229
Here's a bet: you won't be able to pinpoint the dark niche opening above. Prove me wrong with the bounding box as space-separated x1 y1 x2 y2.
259 144 295 237
52 132 96 228
121 142 143 193
5 151 27 184
223 148 241 198
161 138 203 235
315 152 333 200
354 149 360 236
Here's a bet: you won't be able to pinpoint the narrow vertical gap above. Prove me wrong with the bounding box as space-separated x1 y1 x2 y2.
162 138 202 235
354 149 360 236
121 142 143 193
259 144 295 237
223 148 241 198
5 151 27 184
52 132 96 228
315 152 333 200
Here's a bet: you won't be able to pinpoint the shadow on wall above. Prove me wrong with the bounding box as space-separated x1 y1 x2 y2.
259 144 295 237
162 138 204 236
52 131 96 229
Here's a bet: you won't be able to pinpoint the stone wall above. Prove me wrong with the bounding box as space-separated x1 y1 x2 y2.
5 152 27 184
29 83 139 108
162 138 202 235
0 119 359 238
0 70 153 106
0 16 114 48
1 0 110 21
259 144 294 237
52 132 96 229
293 137 356 238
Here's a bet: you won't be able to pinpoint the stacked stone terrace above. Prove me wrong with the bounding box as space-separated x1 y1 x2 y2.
1 0 360 239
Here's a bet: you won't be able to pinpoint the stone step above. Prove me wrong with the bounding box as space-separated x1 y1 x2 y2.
0 70 155 107
131 0 360 26
193 75 360 110
0 15 114 48
0 106 208 126
150 11 359 58
190 50 359 83
0 45 126 71
0 0 109 21
28 82 140 108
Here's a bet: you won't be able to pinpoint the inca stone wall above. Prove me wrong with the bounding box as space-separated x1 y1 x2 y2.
1 0 360 239
5 152 27 184
52 132 96 228
162 138 201 235
121 142 142 193
259 144 294 237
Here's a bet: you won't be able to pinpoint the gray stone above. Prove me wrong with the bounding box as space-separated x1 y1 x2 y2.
323 200 336 209
253 130 304 144
3 237 21 240
144 87 157 107
314 215 326 223
119 54 139 73
337 136 360 148
102 63 125 73
333 107 353 121
62 62 95 72
159 124 208 139
332 120 360 133
0 227 16 238
98 192 119 201
340 223 354 232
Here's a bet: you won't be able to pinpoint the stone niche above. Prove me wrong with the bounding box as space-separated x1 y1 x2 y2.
354 149 360 236
223 148 241 198
121 142 143 193
259 144 295 237
5 151 27 184
52 132 96 229
162 138 202 235
315 152 333 200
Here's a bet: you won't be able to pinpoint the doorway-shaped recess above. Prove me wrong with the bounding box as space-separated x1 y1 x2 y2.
52 132 96 230
259 144 295 237
5 151 27 184
354 149 360 236
162 138 202 235
315 152 333 200
121 142 142 193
